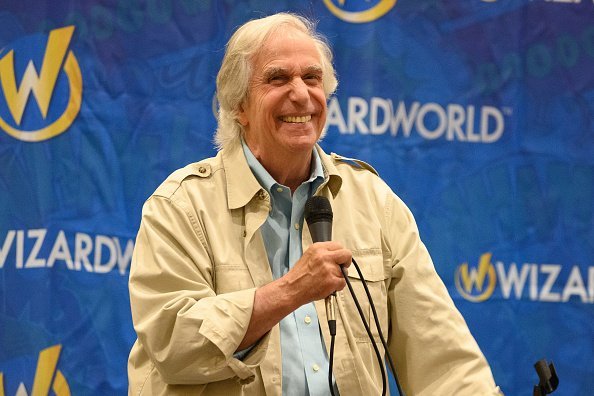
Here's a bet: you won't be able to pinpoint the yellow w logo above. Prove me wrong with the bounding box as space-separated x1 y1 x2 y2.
455 252 497 302
0 345 70 396
323 0 398 23
0 26 82 142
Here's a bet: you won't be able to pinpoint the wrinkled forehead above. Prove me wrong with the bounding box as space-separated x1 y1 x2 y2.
252 27 322 68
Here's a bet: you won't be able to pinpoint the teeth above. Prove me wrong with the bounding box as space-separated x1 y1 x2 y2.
281 115 311 123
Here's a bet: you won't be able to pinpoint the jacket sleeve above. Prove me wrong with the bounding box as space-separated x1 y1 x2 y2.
129 194 269 385
383 192 502 395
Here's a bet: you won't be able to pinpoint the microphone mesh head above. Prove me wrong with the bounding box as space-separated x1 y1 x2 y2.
304 196 333 225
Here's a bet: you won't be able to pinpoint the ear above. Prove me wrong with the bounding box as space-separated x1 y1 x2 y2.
237 103 249 127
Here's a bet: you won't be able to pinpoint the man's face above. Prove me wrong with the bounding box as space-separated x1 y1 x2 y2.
238 29 327 160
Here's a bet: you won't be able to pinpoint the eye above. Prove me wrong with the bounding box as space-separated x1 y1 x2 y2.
303 74 322 85
268 74 288 85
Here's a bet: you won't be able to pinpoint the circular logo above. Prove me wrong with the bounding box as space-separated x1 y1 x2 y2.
454 253 497 302
0 26 82 142
323 0 398 23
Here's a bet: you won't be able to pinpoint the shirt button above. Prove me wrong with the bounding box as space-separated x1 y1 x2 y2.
276 187 283 193
304 315 311 324
294 223 300 230
312 364 320 372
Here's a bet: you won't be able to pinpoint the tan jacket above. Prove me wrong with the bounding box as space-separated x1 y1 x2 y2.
128 143 501 395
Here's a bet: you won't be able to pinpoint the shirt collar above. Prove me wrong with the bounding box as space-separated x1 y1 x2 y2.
241 140 324 194
221 140 341 210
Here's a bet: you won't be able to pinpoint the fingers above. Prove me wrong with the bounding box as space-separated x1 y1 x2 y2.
307 242 350 293
286 242 353 303
309 241 352 268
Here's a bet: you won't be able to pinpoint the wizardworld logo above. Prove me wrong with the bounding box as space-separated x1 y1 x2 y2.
0 26 82 142
455 253 594 304
323 0 397 23
455 253 497 302
0 345 70 396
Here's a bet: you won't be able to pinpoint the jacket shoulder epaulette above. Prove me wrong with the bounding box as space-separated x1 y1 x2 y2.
330 153 379 176
153 159 218 199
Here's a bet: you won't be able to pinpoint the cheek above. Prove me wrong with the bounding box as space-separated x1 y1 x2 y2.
256 95 278 119
312 89 327 110
316 99 328 125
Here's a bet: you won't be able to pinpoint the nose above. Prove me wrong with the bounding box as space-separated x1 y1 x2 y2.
289 77 309 105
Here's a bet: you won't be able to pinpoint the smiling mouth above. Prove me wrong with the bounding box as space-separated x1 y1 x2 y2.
280 115 312 123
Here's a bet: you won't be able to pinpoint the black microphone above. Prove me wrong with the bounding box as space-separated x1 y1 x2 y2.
304 196 337 336
305 195 397 396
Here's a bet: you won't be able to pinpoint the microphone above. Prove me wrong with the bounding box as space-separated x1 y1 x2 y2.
304 195 398 396
304 196 337 336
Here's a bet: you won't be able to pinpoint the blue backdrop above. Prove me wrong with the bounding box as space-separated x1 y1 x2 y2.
1 1 593 394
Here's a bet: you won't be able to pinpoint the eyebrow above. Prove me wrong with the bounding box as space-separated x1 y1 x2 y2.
262 67 287 80
262 65 323 79
302 65 323 75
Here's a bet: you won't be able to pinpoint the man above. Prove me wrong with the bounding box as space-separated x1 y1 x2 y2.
128 13 502 396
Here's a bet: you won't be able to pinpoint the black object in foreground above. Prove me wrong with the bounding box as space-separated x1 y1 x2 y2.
533 359 559 395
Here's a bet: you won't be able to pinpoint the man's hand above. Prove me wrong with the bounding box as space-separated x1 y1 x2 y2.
236 242 351 351
284 241 352 305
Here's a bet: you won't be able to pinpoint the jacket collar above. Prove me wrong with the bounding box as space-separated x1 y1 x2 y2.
221 141 263 210
221 141 342 210
315 144 342 198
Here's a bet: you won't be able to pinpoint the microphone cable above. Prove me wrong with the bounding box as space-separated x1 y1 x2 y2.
327 257 404 396
303 195 402 395
329 328 337 396
349 257 403 395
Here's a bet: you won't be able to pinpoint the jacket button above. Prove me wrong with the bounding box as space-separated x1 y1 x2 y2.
198 166 207 174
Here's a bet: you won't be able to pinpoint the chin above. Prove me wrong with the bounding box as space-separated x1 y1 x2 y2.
286 139 318 155
275 123 320 148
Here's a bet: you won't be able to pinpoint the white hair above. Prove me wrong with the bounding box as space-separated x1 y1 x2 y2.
214 13 338 151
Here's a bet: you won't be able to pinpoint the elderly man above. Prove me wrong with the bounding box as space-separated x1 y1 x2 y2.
128 12 501 396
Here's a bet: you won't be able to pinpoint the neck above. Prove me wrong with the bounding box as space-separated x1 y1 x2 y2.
250 146 313 193
269 152 313 193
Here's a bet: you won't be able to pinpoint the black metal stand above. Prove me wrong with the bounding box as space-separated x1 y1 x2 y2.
533 359 559 396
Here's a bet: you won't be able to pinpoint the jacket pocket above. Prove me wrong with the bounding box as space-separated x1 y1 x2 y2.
340 250 389 342
338 250 390 389
214 263 254 294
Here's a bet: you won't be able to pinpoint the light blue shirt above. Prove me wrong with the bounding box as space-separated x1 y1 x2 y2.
242 142 333 396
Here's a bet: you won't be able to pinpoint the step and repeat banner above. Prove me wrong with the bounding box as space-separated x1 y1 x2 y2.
1 1 593 394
